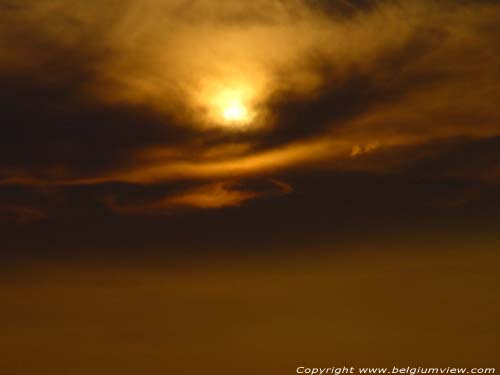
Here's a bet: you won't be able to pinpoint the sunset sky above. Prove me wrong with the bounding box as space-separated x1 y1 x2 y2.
1 0 499 373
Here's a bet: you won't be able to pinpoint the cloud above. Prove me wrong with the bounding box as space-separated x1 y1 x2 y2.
0 204 46 223
105 179 292 214
1 0 500 219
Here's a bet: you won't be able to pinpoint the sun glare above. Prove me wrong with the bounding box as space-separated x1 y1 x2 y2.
203 84 256 128
222 98 248 123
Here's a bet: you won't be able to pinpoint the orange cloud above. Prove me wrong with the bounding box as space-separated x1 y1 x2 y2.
105 179 292 214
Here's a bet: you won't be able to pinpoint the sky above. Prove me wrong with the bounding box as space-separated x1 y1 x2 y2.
1 0 500 373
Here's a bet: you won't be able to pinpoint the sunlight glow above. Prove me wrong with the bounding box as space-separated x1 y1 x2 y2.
215 88 253 127
203 83 257 129
222 98 248 123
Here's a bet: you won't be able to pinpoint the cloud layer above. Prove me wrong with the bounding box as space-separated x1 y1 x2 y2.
1 0 500 218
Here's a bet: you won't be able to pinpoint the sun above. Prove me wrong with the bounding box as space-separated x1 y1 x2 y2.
222 98 248 123
203 85 255 128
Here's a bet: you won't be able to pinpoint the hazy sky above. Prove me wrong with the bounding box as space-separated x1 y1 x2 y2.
1 1 499 372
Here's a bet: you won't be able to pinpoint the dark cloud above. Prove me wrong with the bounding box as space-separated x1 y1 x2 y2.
403 136 500 181
0 69 196 178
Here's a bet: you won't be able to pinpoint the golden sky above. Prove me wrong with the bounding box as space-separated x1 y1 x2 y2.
1 2 500 372
1 0 500 215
